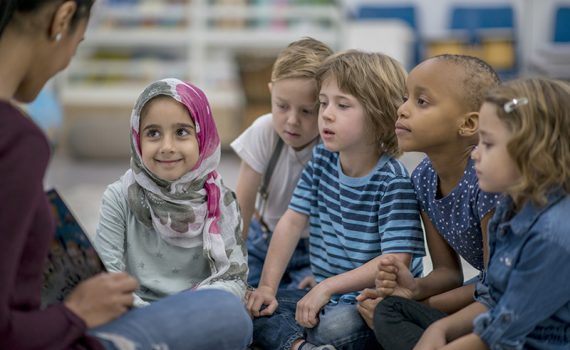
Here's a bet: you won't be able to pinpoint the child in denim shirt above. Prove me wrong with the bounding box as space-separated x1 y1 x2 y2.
415 78 570 349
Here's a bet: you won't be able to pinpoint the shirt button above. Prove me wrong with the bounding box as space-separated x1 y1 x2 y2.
500 313 512 322
504 257 512 266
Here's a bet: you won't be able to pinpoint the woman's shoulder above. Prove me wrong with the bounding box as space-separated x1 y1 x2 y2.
0 101 47 144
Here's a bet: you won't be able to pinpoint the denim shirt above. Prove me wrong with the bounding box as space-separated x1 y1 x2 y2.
473 190 570 349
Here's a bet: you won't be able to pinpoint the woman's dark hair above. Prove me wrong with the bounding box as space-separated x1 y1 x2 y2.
0 0 94 38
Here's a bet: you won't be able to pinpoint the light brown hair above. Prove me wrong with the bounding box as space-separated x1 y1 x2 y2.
315 50 407 157
484 78 570 207
271 37 333 82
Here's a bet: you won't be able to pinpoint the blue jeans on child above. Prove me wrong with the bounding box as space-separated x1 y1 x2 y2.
252 289 377 350
247 218 312 289
89 289 252 350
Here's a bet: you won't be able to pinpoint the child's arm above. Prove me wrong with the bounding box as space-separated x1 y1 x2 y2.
414 301 488 350
247 208 307 317
375 212 472 313
296 253 411 328
95 184 149 307
415 212 465 299
235 160 262 240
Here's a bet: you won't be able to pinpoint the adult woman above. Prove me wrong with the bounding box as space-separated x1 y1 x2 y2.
0 1 252 349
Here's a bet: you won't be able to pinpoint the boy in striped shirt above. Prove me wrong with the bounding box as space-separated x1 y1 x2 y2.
247 50 426 350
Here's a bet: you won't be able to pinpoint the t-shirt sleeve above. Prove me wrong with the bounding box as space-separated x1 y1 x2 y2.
410 158 430 213
95 181 128 273
230 114 275 174
378 175 426 258
473 188 501 221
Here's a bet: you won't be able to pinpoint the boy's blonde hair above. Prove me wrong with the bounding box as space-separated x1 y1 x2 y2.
315 50 407 157
271 37 333 82
485 78 570 207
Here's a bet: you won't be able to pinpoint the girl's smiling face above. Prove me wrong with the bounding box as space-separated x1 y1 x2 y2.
140 96 200 181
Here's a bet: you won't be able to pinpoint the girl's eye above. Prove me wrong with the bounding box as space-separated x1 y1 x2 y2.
417 98 428 106
177 128 190 137
146 129 160 138
302 108 313 115
319 101 327 108
338 103 349 109
402 95 409 103
277 104 288 110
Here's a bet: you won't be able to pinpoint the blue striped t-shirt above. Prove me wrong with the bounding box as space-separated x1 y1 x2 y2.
290 145 425 297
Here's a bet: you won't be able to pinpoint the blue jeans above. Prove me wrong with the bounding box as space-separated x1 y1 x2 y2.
252 289 377 350
247 218 312 289
89 289 252 350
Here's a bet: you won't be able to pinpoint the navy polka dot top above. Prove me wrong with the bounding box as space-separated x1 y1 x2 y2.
412 157 499 271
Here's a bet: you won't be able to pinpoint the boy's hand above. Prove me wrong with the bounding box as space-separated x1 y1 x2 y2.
64 272 138 328
295 283 331 328
356 288 382 329
246 285 278 318
376 255 416 299
297 275 317 290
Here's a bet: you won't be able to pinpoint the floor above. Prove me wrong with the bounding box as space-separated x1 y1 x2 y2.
44 149 478 280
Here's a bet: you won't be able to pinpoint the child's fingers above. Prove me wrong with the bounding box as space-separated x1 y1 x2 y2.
356 288 378 301
377 260 399 274
259 299 278 316
246 293 265 317
376 270 397 282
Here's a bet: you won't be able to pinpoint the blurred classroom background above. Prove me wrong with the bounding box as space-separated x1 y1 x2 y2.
34 0 570 278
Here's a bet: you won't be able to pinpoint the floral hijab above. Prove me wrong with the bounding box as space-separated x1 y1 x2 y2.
122 78 244 288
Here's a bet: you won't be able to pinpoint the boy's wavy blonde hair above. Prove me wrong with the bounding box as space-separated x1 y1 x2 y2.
271 37 333 82
485 78 570 207
315 50 407 157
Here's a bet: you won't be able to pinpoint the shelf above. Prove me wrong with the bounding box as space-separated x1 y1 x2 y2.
202 28 338 49
84 29 190 47
60 0 341 152
61 84 243 109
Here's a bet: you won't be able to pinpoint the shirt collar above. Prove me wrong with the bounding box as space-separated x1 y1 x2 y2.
499 188 566 235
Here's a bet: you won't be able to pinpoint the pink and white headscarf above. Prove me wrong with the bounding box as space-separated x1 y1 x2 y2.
122 78 244 287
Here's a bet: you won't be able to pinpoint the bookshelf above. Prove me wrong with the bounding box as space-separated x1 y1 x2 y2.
59 0 341 156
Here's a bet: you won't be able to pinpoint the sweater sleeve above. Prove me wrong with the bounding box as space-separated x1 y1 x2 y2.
0 124 101 349
95 182 150 308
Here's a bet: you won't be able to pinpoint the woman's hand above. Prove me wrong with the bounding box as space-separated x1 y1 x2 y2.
64 272 138 328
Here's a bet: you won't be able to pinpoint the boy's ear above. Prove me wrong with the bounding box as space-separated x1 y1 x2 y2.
459 111 479 137
267 82 272 94
49 1 77 41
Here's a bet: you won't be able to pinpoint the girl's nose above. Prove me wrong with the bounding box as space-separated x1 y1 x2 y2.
160 135 175 153
397 101 409 119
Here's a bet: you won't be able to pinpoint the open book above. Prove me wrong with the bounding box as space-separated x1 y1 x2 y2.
41 189 106 308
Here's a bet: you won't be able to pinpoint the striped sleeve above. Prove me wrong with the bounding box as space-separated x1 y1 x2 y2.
379 165 425 258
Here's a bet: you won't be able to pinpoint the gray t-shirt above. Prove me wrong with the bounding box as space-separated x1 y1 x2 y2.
95 180 240 307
